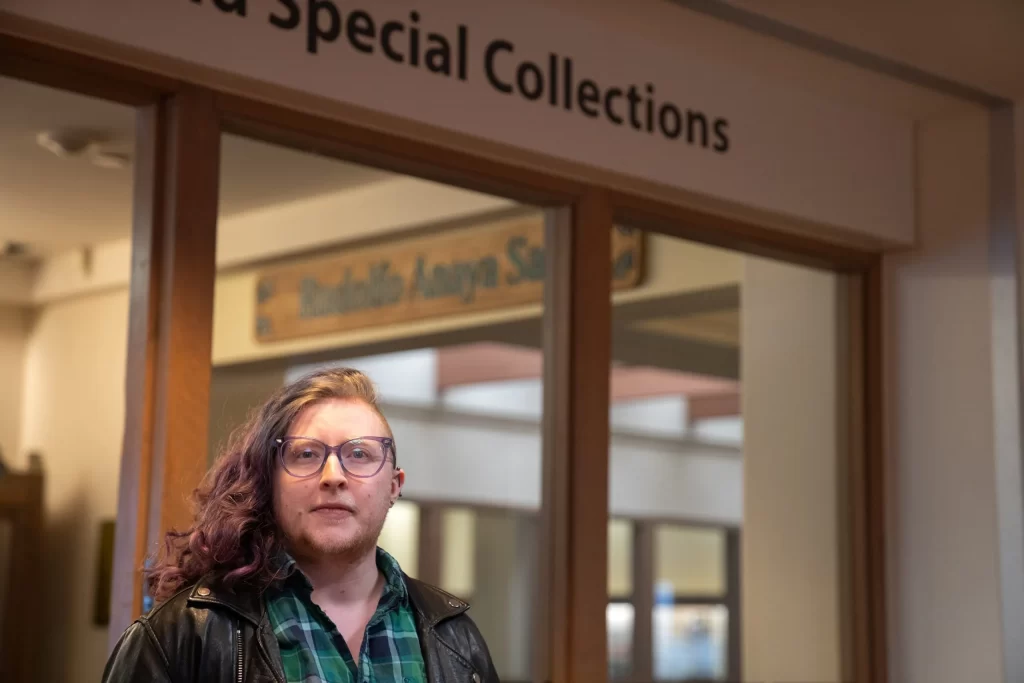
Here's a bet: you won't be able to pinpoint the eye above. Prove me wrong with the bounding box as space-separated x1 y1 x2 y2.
296 449 317 460
350 448 369 460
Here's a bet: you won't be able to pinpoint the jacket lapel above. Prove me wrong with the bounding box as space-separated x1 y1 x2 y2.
186 579 286 683
405 574 478 682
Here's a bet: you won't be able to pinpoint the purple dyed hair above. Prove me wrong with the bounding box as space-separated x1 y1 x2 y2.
145 366 394 604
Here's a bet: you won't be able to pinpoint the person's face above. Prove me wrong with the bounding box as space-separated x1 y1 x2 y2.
273 398 404 561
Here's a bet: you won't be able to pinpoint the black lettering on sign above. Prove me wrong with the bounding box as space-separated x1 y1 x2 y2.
191 0 248 16
347 10 376 53
506 236 544 285
687 110 708 148
424 33 452 75
268 0 300 29
380 21 404 62
713 119 731 153
184 2 735 155
409 11 421 67
308 0 341 54
485 40 514 94
577 79 600 118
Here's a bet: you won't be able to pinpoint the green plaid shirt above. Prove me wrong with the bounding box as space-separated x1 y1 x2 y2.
265 547 427 683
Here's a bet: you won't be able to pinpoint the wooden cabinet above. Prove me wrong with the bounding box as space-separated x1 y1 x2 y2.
0 466 43 683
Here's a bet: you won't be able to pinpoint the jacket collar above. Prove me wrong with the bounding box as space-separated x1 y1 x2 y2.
186 577 265 626
184 571 470 629
403 574 470 628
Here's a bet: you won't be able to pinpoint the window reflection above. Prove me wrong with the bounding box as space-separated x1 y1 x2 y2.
607 602 635 680
655 525 725 597
441 506 476 600
653 604 728 681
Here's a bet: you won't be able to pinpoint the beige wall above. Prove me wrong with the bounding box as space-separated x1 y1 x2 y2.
884 108 1007 683
0 305 29 469
740 257 844 682
19 289 129 683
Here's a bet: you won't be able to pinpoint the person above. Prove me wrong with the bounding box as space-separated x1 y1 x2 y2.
103 367 498 683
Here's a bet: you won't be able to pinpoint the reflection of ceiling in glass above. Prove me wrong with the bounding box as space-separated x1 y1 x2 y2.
0 76 395 254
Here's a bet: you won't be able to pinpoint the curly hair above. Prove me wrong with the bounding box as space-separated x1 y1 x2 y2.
145 366 395 604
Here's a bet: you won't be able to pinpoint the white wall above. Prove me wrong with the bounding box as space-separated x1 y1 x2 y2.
19 289 129 683
884 109 1006 683
740 257 844 682
0 305 29 468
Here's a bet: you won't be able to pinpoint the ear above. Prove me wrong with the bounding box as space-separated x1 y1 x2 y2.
391 468 405 504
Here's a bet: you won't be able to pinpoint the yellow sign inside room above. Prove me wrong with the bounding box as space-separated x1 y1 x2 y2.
254 216 644 343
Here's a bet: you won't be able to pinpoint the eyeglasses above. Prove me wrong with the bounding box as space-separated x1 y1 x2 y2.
275 436 396 479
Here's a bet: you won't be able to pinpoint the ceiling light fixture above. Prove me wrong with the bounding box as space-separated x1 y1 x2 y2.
35 130 132 170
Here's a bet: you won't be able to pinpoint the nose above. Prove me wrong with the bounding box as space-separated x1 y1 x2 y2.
319 453 349 489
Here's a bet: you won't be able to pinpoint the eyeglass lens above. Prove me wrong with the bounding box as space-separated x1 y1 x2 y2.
281 438 388 477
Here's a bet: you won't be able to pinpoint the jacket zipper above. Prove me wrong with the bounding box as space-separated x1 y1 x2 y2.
236 625 244 683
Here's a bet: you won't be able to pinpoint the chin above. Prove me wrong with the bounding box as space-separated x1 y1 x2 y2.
306 528 372 556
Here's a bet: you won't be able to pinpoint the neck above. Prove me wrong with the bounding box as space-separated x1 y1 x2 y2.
294 545 382 606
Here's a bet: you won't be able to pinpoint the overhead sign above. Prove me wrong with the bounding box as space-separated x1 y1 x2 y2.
257 1 732 154
254 217 644 342
2 0 913 244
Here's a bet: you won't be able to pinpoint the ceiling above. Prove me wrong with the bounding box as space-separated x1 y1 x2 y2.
714 0 1024 101
0 76 392 256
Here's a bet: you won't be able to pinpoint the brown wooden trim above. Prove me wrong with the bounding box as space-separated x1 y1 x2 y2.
216 94 587 207
843 260 888 683
840 270 864 683
109 103 166 646
724 528 742 683
611 191 876 273
631 521 655 683
864 258 888 683
110 89 221 642
0 33 179 104
540 194 613 683
144 87 221 554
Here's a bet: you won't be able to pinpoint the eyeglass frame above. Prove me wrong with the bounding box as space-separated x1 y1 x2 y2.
274 435 398 479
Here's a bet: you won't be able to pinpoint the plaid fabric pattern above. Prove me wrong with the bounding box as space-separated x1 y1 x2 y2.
265 547 427 683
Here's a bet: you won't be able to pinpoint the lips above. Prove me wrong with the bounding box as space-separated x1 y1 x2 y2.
311 503 355 513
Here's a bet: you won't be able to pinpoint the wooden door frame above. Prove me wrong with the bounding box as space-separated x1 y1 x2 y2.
0 32 887 683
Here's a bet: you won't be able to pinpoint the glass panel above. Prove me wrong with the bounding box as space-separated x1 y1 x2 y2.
470 507 538 680
210 134 555 682
441 506 476 599
653 604 729 681
377 500 420 577
0 75 137 682
607 602 635 680
655 525 725 597
608 518 633 598
609 229 850 682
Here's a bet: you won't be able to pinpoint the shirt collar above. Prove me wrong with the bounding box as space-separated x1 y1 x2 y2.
278 547 409 604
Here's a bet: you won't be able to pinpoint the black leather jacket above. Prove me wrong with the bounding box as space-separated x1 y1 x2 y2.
102 573 500 683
